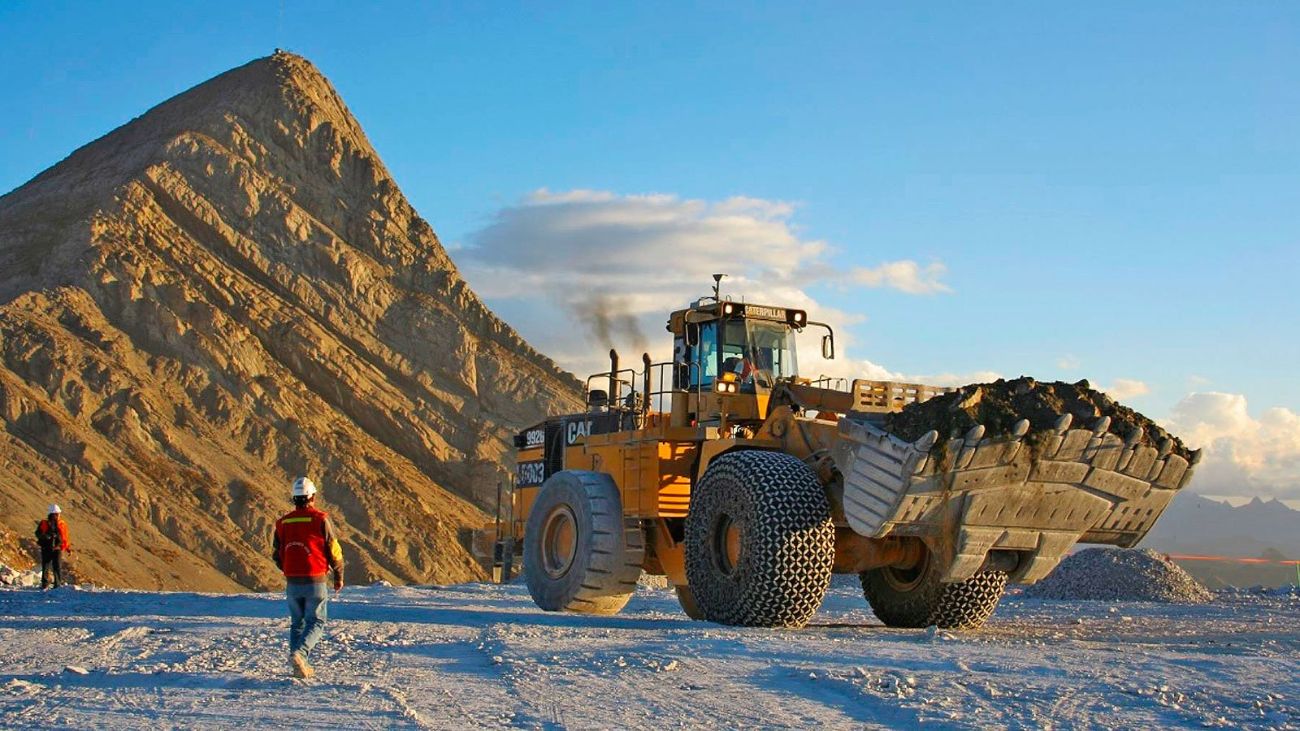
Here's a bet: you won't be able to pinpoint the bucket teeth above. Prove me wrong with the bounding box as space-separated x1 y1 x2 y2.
1011 419 1030 438
964 424 986 443
1053 414 1073 433
1124 428 1142 447
913 430 939 452
1092 416 1111 435
1157 438 1174 458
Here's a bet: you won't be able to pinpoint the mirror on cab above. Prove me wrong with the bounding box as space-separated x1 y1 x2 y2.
821 334 835 360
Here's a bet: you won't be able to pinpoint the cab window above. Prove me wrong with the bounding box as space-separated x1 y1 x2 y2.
693 322 719 386
719 320 798 391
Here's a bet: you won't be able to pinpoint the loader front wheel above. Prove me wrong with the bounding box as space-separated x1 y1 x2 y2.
684 451 834 628
860 545 1007 630
523 470 644 615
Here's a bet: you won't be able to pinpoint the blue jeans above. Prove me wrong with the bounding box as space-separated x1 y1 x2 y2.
286 581 329 657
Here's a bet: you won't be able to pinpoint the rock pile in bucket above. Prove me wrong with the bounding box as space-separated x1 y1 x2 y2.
883 377 1192 461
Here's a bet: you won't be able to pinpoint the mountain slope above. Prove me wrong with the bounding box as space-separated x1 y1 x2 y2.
0 52 583 591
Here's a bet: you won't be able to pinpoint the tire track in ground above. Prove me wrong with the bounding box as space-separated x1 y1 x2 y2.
2 583 1297 728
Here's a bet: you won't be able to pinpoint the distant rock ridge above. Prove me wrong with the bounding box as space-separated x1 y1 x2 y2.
0 52 583 591
1143 492 1300 558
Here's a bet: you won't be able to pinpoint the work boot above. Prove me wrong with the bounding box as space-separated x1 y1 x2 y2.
290 650 314 679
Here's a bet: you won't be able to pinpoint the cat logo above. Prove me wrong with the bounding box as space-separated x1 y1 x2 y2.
565 419 591 446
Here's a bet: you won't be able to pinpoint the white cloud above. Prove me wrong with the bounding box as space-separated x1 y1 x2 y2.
1164 392 1300 501
1100 378 1150 400
849 260 951 294
460 189 957 378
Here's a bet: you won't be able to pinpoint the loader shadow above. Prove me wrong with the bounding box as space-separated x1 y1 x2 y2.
0 670 294 693
339 603 700 632
0 589 286 622
804 621 885 629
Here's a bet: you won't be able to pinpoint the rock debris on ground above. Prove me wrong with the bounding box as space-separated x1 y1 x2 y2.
1025 548 1215 603
1 580 1296 728
0 564 39 588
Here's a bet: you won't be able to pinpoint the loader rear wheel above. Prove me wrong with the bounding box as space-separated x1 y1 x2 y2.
859 545 1007 630
684 451 834 628
523 470 644 615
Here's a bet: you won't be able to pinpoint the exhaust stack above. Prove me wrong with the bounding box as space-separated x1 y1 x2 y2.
608 349 619 406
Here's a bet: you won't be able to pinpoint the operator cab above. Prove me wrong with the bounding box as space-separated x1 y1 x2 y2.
669 301 829 394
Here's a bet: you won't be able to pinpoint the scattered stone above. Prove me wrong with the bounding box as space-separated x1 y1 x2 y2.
1025 548 1214 603
637 574 670 590
0 564 40 587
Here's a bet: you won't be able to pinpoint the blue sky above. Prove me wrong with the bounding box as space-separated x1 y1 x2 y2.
2 2 1298 500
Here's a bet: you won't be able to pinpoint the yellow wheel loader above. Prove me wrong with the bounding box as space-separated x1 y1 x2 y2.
490 279 1200 629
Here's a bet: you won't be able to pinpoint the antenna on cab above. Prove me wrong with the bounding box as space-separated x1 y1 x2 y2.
711 273 727 302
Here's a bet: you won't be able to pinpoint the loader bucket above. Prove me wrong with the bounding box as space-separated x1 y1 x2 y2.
833 414 1200 585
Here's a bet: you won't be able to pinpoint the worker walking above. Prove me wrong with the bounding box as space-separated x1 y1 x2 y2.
35 504 71 589
273 476 344 679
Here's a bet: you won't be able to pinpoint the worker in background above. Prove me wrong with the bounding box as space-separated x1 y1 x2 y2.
272 476 344 679
35 504 70 589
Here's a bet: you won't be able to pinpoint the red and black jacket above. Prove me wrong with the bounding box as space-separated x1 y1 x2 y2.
273 507 343 584
35 518 70 553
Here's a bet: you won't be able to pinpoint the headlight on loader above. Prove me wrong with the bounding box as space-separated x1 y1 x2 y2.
714 381 738 394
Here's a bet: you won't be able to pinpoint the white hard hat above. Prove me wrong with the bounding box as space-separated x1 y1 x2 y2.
292 477 317 498
48 504 61 514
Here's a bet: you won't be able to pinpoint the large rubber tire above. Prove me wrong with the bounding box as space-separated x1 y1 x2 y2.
684 451 834 628
523 470 644 615
859 546 1007 630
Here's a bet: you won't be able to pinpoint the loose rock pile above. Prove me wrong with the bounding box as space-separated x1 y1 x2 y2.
0 564 40 588
1025 548 1214 603
883 377 1191 460
637 574 670 590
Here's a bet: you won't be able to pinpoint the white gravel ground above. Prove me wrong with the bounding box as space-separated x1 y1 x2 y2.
1 579 1296 729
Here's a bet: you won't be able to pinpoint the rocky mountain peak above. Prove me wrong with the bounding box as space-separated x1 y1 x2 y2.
0 53 582 591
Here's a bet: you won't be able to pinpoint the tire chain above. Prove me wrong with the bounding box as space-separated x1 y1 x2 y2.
860 567 1007 630
930 570 1008 629
684 451 834 628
